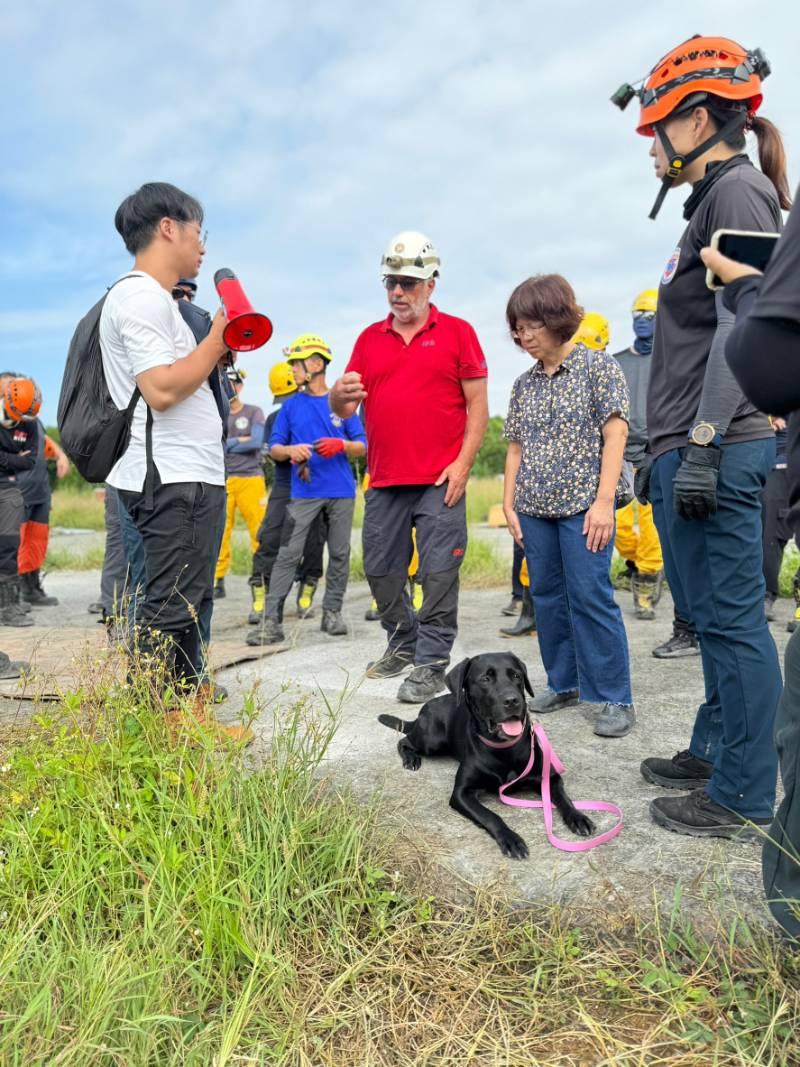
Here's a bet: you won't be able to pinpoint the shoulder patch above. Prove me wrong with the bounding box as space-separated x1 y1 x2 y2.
661 246 681 286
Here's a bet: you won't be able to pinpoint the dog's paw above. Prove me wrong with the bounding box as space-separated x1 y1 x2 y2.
565 810 595 837
496 828 529 860
401 752 421 771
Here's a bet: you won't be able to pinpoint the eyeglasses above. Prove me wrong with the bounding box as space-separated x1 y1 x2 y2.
383 275 423 292
172 288 195 302
632 310 655 321
513 322 546 339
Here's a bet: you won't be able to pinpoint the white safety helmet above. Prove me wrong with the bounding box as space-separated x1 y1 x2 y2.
380 231 440 280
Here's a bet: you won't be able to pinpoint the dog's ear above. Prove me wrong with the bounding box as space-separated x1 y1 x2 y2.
445 658 471 699
511 654 534 696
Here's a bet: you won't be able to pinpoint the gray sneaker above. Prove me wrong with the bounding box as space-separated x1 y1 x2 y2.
245 618 285 646
397 666 446 704
321 609 347 636
531 688 579 714
594 703 635 738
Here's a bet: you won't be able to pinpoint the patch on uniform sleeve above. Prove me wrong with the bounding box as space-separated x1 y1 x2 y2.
329 413 343 428
661 246 681 285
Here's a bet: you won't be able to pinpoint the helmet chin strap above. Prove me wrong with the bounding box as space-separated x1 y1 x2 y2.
649 111 746 220
299 359 326 385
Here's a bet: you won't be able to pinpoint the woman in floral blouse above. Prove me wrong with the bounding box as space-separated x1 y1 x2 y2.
503 274 635 738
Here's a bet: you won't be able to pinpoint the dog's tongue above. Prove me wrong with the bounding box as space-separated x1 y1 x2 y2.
500 719 524 738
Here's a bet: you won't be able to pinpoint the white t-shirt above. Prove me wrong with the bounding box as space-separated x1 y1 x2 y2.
99 271 224 491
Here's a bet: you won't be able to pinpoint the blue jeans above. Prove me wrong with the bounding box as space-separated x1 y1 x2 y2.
650 440 781 819
519 511 632 705
117 490 226 678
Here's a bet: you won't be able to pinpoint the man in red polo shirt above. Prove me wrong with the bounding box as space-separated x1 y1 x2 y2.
330 231 489 702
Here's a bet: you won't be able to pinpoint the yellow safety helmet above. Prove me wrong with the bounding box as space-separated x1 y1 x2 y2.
574 311 610 351
268 361 297 398
283 333 333 364
632 289 658 314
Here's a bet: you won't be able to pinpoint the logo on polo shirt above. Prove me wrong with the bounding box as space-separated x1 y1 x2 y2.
330 413 343 428
234 416 249 431
421 339 435 347
662 245 681 285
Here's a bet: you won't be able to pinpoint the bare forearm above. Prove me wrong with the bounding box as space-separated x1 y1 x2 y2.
344 441 366 459
270 444 292 462
503 443 522 509
457 396 489 469
137 334 226 412
597 420 627 502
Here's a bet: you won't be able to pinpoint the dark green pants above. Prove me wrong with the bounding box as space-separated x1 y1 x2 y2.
763 628 800 939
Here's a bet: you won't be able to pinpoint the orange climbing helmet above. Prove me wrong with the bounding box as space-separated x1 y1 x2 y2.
611 35 771 219
3 377 41 424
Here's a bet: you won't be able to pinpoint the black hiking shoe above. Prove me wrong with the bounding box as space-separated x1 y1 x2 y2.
500 595 522 617
366 650 413 679
320 609 347 636
214 579 226 599
652 629 700 659
640 749 713 790
649 789 771 842
397 666 446 704
530 688 579 714
245 618 284 646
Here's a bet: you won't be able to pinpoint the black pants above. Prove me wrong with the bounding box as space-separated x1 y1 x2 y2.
0 483 24 581
249 482 326 587
511 541 524 599
363 483 466 668
119 479 225 689
761 467 797 597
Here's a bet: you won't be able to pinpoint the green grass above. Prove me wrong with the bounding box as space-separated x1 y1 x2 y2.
50 488 106 530
0 668 798 1064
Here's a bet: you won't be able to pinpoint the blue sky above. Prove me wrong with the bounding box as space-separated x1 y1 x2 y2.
2 1 798 423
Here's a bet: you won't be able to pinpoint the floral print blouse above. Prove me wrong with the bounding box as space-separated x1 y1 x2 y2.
504 343 630 518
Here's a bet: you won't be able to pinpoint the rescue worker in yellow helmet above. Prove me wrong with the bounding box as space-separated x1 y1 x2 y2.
213 367 268 599
573 311 610 351
247 360 328 625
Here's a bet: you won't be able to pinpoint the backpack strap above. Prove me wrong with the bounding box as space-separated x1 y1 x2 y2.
143 406 155 511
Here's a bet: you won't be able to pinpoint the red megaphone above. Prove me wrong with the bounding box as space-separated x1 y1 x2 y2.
214 268 273 352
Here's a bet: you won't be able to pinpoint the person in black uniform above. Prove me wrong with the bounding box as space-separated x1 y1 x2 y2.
703 179 800 940
0 377 41 630
761 417 799 624
614 36 791 838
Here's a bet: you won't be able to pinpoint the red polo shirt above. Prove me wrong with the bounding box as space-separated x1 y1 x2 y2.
346 304 488 487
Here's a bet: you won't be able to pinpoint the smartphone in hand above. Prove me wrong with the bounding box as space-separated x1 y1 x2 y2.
705 229 780 291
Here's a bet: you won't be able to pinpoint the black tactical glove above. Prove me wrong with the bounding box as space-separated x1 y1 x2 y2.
673 444 721 520
634 456 653 505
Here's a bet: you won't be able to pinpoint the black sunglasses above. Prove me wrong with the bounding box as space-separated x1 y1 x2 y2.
172 288 195 302
383 275 423 292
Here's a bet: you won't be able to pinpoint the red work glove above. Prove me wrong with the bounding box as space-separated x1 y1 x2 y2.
314 437 345 458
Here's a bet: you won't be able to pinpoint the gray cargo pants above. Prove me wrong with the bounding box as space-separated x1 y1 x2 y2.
265 497 354 620
362 483 466 669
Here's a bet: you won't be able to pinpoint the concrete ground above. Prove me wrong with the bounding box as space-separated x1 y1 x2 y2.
14 551 794 931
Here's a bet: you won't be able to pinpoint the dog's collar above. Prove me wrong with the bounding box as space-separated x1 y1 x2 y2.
478 731 526 750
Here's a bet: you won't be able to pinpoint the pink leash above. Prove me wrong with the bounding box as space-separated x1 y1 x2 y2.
494 723 624 852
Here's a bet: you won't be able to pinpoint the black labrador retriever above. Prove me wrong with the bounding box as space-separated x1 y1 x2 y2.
378 652 594 858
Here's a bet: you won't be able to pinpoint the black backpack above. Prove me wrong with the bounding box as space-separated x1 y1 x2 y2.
57 275 142 483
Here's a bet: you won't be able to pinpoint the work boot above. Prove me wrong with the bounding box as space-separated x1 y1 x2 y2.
166 692 254 748
501 595 523 617
614 559 637 591
765 592 777 623
499 588 536 637
632 571 662 621
0 650 28 680
366 649 413 678
365 598 381 621
321 609 347 636
248 581 266 625
652 615 700 658
246 618 285 646
409 578 424 612
20 570 58 607
214 578 226 599
0 579 34 627
296 578 318 619
649 789 771 842
594 703 635 737
788 578 800 633
88 601 104 614
397 666 446 704
640 749 713 790
531 688 579 714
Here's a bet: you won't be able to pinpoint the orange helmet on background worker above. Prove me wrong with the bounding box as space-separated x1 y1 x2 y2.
2 378 41 427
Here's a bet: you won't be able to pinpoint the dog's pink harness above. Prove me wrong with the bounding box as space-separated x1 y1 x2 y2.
481 722 624 853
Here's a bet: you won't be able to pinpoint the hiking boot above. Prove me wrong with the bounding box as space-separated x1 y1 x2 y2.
320 609 347 636
530 688 579 714
765 593 777 622
594 703 635 738
0 579 34 627
649 788 771 842
640 749 713 790
248 581 266 625
296 579 318 619
614 559 637 592
409 578 424 612
214 578 226 599
501 595 523 617
20 570 58 607
397 666 446 704
197 681 228 705
500 588 536 637
365 598 381 621
245 618 285 646
0 650 28 680
88 600 104 614
652 622 700 659
366 649 413 679
632 571 662 621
